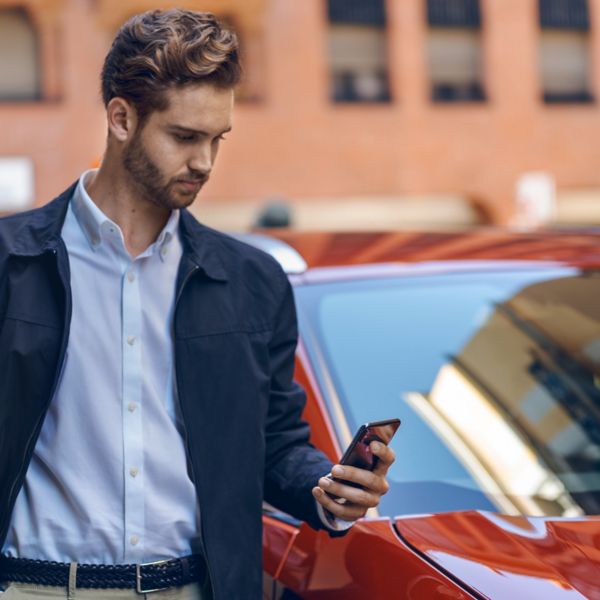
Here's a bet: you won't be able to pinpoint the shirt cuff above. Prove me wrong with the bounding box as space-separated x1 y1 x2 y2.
315 499 354 532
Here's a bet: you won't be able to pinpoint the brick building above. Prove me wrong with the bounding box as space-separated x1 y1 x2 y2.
1 0 600 229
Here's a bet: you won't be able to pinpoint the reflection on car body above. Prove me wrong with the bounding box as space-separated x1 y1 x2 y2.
254 231 600 599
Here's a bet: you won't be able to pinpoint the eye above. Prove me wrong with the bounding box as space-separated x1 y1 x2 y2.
211 135 227 147
216 134 227 142
174 133 196 143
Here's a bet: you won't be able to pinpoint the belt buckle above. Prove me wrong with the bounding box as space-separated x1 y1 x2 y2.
135 558 172 594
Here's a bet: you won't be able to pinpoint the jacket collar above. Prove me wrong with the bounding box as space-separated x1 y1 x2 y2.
179 208 228 281
9 182 229 282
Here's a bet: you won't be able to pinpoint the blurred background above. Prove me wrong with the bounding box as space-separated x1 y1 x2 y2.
1 0 600 231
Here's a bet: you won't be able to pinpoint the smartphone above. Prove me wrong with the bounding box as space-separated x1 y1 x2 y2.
325 418 400 502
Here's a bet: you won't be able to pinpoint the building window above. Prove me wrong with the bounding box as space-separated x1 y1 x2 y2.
0 8 40 101
539 0 593 103
327 0 390 103
212 14 262 103
427 0 485 103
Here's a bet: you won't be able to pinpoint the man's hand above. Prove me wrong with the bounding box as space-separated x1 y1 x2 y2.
312 441 395 522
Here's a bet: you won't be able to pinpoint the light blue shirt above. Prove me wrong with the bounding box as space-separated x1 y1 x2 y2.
3 171 349 564
3 171 201 563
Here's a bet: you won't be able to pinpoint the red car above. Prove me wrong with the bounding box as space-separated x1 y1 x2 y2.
249 230 600 600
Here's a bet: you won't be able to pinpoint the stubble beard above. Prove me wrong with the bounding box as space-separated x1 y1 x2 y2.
122 132 205 211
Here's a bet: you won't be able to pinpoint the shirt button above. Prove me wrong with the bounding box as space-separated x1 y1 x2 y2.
127 336 136 346
130 535 139 546
160 247 168 257
128 402 137 413
129 467 138 478
127 271 135 283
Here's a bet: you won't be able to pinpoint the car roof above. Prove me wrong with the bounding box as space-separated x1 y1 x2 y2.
235 229 600 281
268 229 600 266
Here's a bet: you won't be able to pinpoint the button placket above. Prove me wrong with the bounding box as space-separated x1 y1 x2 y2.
121 260 145 561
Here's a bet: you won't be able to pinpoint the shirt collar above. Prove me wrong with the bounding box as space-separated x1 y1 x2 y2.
71 170 106 250
72 169 180 259
151 209 179 262
155 209 179 255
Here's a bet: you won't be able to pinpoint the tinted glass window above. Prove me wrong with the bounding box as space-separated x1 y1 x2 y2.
296 268 600 517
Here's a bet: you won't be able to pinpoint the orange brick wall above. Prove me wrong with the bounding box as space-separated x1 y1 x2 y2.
1 0 600 225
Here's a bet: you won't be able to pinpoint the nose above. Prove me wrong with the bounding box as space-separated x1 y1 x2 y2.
188 142 213 177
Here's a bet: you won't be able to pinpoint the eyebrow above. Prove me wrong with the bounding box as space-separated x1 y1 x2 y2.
169 124 232 136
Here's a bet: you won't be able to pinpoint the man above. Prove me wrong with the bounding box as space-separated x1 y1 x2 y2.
0 9 394 600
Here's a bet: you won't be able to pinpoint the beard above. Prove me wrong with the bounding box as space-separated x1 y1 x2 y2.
122 132 208 211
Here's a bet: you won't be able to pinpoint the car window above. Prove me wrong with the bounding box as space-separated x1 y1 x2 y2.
296 267 600 517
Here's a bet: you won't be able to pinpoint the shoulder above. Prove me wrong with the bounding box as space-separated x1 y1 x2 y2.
0 205 40 239
212 228 290 302
181 211 289 297
213 228 285 274
0 205 46 256
0 183 75 255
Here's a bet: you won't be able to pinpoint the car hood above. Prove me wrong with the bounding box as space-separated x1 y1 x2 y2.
394 511 600 599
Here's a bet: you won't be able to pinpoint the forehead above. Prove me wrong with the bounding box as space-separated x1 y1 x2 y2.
153 84 234 133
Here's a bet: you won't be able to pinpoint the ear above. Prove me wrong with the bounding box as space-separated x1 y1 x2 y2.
106 97 138 142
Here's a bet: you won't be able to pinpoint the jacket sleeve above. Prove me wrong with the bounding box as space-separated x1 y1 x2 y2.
263 266 338 532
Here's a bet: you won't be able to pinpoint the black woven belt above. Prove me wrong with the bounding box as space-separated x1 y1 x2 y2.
0 554 206 594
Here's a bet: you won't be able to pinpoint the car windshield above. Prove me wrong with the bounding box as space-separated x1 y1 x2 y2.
295 266 600 518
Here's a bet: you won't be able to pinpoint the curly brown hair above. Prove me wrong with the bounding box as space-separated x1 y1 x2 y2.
101 9 241 124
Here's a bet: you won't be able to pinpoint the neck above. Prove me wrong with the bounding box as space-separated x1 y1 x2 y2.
85 160 172 257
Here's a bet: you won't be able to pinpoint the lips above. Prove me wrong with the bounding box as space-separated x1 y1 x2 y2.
177 180 205 192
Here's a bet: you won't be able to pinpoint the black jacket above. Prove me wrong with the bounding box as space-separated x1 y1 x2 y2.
0 183 335 599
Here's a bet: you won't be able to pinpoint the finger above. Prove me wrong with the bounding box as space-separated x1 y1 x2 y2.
330 465 387 494
317 477 381 508
370 441 395 476
312 486 369 521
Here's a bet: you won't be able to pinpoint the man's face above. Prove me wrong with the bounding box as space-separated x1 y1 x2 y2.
122 83 234 211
